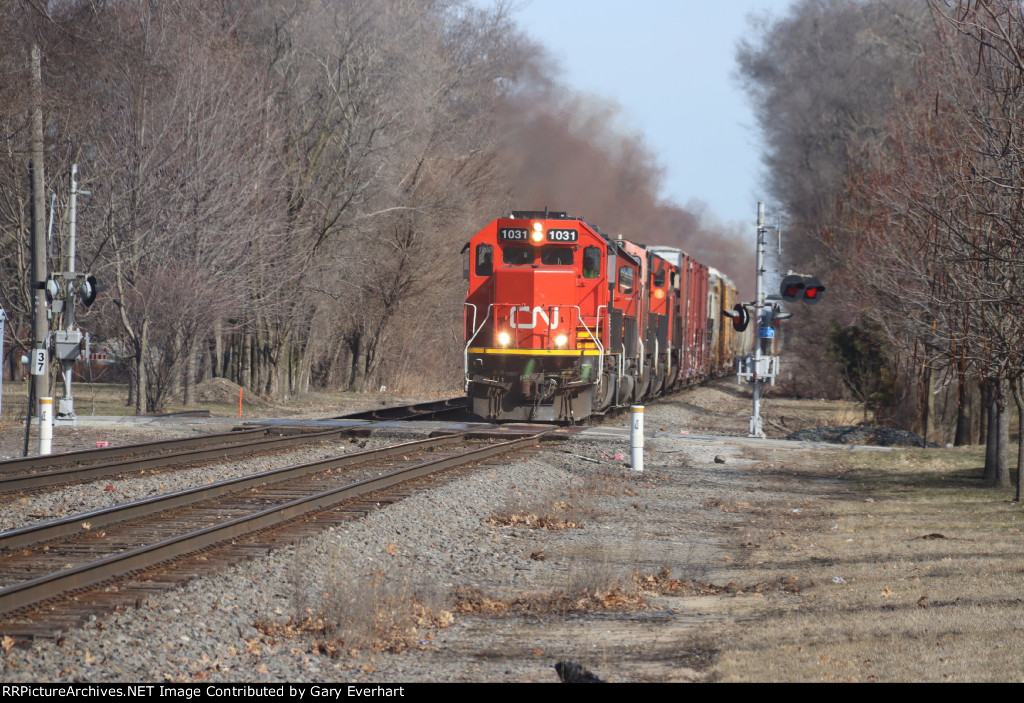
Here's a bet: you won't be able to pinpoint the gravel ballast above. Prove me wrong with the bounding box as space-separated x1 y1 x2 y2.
0 384 854 682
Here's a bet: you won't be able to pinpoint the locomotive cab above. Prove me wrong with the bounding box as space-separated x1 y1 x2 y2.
464 211 640 422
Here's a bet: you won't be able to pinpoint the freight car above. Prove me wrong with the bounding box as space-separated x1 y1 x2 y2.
463 211 752 422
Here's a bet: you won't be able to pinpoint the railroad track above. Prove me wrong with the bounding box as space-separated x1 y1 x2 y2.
0 427 270 475
0 397 471 492
332 396 470 421
0 425 385 493
1 396 470 481
0 426 561 638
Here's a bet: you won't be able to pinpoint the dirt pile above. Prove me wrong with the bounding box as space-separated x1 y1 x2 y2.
785 425 937 447
193 377 268 407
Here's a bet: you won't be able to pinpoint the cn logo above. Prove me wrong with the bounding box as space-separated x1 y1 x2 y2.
509 306 560 330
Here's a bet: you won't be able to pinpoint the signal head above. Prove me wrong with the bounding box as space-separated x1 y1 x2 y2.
44 278 61 304
780 274 805 303
802 277 825 305
722 303 750 333
79 275 107 307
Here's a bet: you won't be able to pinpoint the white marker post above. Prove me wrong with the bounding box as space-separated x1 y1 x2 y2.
630 405 644 472
38 397 53 455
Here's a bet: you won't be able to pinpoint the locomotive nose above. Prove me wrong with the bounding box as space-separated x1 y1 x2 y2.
493 267 575 347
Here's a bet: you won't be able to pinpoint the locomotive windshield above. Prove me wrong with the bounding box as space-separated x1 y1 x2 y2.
540 246 574 265
500 245 575 266
502 246 533 265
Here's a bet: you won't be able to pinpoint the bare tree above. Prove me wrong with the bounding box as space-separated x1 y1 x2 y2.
83 1 283 411
833 0 1024 487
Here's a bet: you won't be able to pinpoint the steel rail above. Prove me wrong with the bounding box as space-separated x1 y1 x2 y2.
0 428 270 475
2 396 467 478
0 429 552 617
0 432 470 552
0 425 375 493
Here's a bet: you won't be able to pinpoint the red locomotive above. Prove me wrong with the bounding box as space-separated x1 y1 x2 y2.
463 210 749 422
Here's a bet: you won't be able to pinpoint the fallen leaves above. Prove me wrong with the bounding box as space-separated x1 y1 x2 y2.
634 569 809 597
452 585 646 616
486 506 583 530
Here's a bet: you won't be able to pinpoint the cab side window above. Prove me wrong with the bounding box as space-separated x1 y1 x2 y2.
583 247 601 278
475 244 493 276
618 266 634 294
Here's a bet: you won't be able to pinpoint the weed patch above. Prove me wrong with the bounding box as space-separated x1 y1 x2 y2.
487 489 588 529
283 557 454 657
635 567 809 596
702 497 752 513
452 584 645 616
486 502 583 530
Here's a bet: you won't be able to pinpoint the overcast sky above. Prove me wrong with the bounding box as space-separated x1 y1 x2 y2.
509 0 786 230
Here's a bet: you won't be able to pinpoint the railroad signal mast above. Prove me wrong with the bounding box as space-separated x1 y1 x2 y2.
733 202 824 438
46 164 105 425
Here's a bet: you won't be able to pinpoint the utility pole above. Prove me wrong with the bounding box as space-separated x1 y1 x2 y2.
29 43 49 412
0 308 6 416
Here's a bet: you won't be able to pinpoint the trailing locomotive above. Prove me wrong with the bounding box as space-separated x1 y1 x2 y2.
463 211 752 422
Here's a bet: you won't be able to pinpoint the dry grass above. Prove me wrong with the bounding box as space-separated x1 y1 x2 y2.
487 482 595 530
452 583 645 616
486 500 584 530
3 381 251 419
823 405 865 427
315 569 454 655
278 548 454 656
454 540 646 616
2 379 450 421
712 444 1024 682
634 566 805 597
756 391 865 436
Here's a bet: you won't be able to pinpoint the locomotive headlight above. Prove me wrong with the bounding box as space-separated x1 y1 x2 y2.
555 334 568 347
498 331 511 346
654 288 666 300
531 222 544 243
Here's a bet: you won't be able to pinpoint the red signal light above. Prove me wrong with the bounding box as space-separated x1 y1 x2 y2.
722 303 749 332
780 274 824 305
802 278 825 305
780 275 805 303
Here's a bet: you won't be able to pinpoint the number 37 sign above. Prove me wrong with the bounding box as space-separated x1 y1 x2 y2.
30 349 47 376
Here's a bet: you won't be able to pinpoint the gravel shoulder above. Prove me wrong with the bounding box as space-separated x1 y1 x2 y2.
0 381 956 682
